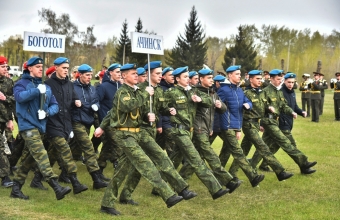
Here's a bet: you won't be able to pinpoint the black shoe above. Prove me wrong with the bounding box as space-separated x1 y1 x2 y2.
178 188 197 200
68 173 88 194
151 188 160 196
212 188 229 200
58 168 71 184
2 176 13 188
259 166 272 172
30 172 48 190
100 206 121 216
276 171 294 181
48 178 72 200
98 167 111 182
10 181 29 200
300 168 316 175
226 179 242 194
90 171 108 189
119 199 139 205
166 195 184 208
302 161 317 170
251 174 265 187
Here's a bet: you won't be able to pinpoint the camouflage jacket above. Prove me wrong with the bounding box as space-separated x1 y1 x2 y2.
165 85 212 129
243 87 269 120
107 83 149 128
0 76 14 123
263 83 293 118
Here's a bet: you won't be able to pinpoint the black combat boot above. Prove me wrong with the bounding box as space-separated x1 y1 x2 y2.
58 167 71 184
30 171 48 190
276 171 294 181
166 195 184 208
90 170 108 189
178 188 197 200
98 166 111 182
212 188 229 200
226 179 242 194
47 178 71 200
10 181 29 200
251 174 265 187
68 173 88 194
100 206 121 216
1 176 13 188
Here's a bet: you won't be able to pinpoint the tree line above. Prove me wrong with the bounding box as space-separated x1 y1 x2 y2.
0 6 339 80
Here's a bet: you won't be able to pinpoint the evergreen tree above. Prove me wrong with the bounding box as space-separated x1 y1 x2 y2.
222 26 257 75
130 18 147 67
166 6 207 70
114 19 131 65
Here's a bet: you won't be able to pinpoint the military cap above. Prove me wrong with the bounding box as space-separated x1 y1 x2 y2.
99 70 105 78
172 66 189 76
284 72 296 79
137 67 146 76
0 56 8 65
78 64 93 73
269 69 284 75
263 70 269 75
248 70 262 76
313 71 324 76
46 66 56 76
72 66 79 72
120 63 137 71
108 63 121 71
53 57 69 65
162 67 173 76
302 73 310 77
144 61 162 70
213 75 226 82
23 61 28 70
335 72 340 76
198 69 214 75
27 56 43 66
189 71 198 78
226 65 241 73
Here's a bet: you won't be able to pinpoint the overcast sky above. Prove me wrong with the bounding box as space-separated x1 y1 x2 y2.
1 0 339 49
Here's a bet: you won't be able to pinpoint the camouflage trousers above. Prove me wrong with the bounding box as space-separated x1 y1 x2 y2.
229 121 285 176
179 132 233 186
119 127 188 201
0 123 10 177
209 132 231 168
13 128 57 184
101 128 175 208
47 136 78 174
253 127 308 169
168 128 222 195
155 129 174 156
97 132 119 168
219 129 258 182
71 122 99 173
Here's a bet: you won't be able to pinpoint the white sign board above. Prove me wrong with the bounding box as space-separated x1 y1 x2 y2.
23 31 66 53
131 32 164 55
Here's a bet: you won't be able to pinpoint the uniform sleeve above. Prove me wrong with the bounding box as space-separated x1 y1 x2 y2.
196 89 212 108
116 89 149 113
280 98 294 115
100 111 111 130
215 93 226 114
47 94 59 117
243 94 253 110
14 82 40 103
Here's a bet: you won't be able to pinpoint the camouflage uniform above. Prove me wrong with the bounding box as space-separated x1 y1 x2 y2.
165 85 223 196
228 87 286 176
251 83 308 168
101 83 176 209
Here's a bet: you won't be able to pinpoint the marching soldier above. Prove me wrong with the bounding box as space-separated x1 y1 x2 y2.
11 56 71 200
299 73 311 117
261 70 270 88
319 73 328 115
330 72 340 120
137 67 147 83
309 72 322 122
240 72 250 90
189 71 199 86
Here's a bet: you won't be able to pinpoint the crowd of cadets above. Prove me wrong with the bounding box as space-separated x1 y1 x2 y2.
5 54 340 216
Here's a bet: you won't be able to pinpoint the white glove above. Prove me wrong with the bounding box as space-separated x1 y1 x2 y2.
37 84 46 93
91 104 98 111
69 131 74 139
304 86 308 89
38 110 46 120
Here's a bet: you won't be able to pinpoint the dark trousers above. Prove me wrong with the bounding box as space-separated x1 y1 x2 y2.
311 99 320 122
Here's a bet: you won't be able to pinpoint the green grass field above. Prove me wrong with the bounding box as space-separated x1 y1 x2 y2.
1 90 339 220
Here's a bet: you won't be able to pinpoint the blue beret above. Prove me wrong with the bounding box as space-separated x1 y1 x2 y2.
144 61 162 70
226 65 241 73
269 69 284 75
248 70 263 76
121 63 137 71
162 67 173 76
284 72 296 79
78 64 93 73
53 57 69 65
137 67 146 76
189 71 198 78
213 75 226 82
27 56 43 66
198 69 214 75
172 66 189 76
108 63 121 71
